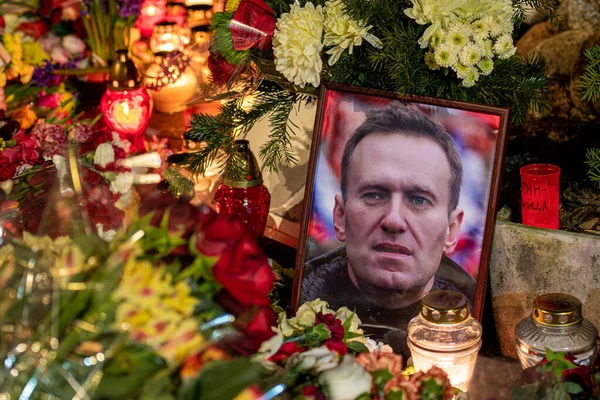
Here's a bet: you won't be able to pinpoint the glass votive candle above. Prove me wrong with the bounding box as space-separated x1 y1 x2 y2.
165 1 187 25
515 293 598 369
407 291 482 392
137 0 167 37
150 21 188 53
187 4 213 28
520 163 560 230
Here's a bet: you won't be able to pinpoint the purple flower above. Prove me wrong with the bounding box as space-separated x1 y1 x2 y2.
117 0 142 19
31 60 79 88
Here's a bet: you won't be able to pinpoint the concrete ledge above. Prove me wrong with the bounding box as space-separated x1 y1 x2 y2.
489 221 600 358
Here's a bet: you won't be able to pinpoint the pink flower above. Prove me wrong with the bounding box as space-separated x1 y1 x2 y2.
2 130 40 165
31 122 67 158
68 123 93 144
36 91 62 110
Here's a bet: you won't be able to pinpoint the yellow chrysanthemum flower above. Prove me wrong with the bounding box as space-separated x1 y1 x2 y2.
22 42 49 66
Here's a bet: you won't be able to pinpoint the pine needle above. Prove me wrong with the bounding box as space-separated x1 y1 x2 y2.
579 45 600 103
585 148 600 188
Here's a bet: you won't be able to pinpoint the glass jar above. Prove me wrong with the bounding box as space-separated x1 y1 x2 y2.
407 291 482 391
515 293 597 369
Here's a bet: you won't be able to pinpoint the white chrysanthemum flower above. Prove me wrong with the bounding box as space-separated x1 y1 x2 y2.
273 2 324 88
424 52 440 70
453 62 469 79
404 0 467 47
323 0 381 66
478 57 494 75
461 66 479 87
493 34 516 59
447 28 468 48
458 42 482 66
471 18 488 39
434 43 458 68
484 15 505 37
94 143 115 168
477 38 494 58
110 172 134 195
430 29 446 48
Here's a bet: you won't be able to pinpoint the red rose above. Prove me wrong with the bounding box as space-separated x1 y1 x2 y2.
0 155 17 180
12 130 40 164
316 312 345 342
208 52 239 86
15 21 49 39
196 213 246 256
268 342 306 363
325 340 348 356
212 234 275 306
242 306 276 351
303 385 327 400
230 0 276 51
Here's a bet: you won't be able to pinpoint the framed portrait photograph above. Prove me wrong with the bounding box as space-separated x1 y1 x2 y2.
292 83 509 356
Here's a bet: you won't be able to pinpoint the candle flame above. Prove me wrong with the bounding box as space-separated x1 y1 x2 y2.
146 5 157 16
122 101 130 115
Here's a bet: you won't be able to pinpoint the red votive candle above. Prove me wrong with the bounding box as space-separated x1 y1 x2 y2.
520 164 561 230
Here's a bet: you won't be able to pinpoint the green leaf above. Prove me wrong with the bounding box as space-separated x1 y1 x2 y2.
179 358 265 400
386 390 405 400
419 378 444 400
305 323 331 345
371 368 393 396
95 343 168 398
346 341 369 354
545 348 556 362
562 381 583 395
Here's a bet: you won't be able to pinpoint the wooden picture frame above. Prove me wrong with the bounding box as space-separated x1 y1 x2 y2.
291 83 509 337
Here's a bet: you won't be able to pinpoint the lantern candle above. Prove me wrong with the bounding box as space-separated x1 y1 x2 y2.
166 1 188 25
407 291 482 392
137 0 167 37
145 51 198 114
150 21 186 53
186 4 213 28
100 50 152 153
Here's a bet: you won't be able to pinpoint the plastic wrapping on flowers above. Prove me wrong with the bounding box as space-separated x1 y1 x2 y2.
0 161 278 398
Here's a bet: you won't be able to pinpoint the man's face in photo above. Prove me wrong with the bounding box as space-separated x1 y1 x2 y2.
333 132 464 305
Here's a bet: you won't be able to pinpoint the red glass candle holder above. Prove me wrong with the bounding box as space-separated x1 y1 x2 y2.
215 184 271 237
165 1 187 25
520 164 561 230
137 0 167 37
100 87 152 153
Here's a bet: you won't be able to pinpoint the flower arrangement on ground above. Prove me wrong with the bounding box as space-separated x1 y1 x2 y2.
0 190 278 399
182 0 558 181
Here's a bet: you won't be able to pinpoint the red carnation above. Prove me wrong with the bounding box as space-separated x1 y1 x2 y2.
15 21 49 39
316 312 345 342
0 155 17 180
208 52 240 86
325 339 348 356
303 385 327 400
268 342 306 363
230 0 276 51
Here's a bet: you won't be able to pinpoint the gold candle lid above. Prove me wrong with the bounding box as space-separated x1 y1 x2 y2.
532 293 582 326
108 49 141 90
420 290 470 324
223 140 263 189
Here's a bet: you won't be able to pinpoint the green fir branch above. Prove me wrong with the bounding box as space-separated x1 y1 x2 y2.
578 45 600 103
259 95 297 171
164 168 194 198
512 0 560 28
211 12 249 66
585 148 600 188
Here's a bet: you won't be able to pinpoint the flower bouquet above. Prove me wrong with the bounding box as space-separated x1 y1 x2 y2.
182 0 558 179
0 187 278 399
180 298 457 399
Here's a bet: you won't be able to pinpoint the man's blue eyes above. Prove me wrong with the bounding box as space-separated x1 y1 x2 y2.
362 193 429 206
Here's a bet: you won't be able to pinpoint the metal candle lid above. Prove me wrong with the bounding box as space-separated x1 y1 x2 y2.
108 50 141 90
223 140 263 189
420 290 470 324
532 293 582 326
